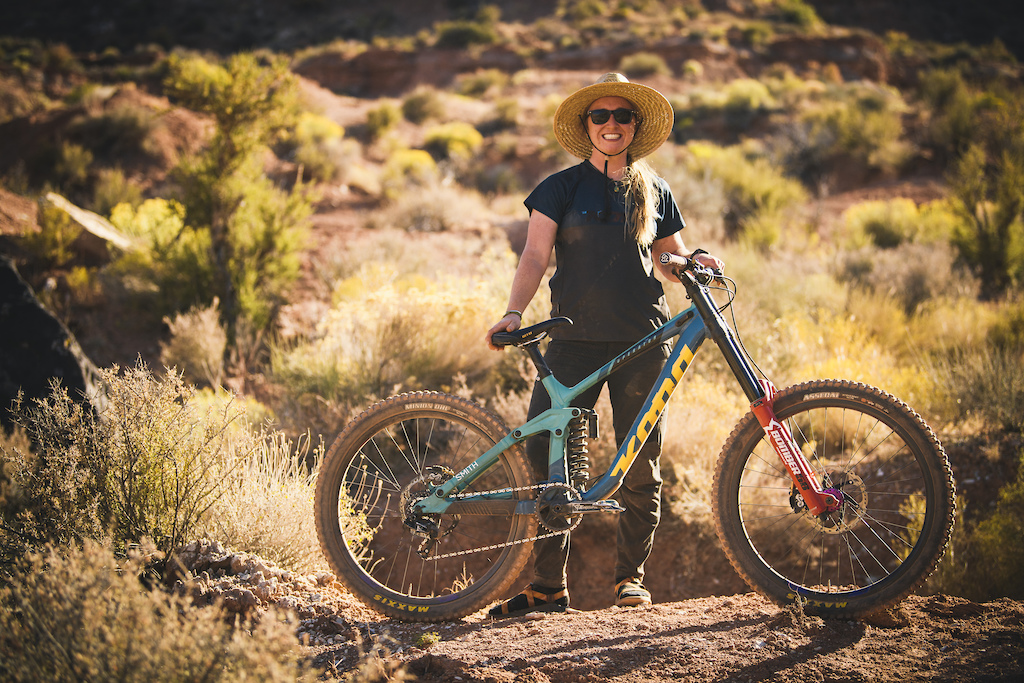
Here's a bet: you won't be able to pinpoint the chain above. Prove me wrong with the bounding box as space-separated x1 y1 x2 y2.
422 482 568 560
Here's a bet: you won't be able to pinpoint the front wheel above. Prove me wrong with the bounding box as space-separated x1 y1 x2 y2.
315 392 537 622
713 379 955 619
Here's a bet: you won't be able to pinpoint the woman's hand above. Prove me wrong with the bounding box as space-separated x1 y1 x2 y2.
694 252 724 272
486 313 522 351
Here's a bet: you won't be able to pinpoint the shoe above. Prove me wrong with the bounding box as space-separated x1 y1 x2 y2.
615 578 652 607
488 584 569 618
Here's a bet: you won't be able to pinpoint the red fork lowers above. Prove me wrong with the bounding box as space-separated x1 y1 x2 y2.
750 381 840 517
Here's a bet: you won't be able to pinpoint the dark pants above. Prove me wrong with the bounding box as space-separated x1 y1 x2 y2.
526 339 668 590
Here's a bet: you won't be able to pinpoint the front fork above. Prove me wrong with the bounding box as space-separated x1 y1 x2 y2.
750 380 841 516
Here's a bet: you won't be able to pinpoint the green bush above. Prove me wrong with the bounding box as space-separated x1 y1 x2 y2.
54 141 93 189
784 82 912 184
456 68 509 98
424 121 484 160
92 166 143 216
0 362 244 563
433 6 501 48
685 141 807 245
0 540 315 683
285 111 345 182
20 200 83 268
402 88 444 124
109 198 214 318
618 52 671 78
366 101 401 140
380 148 439 200
160 300 227 389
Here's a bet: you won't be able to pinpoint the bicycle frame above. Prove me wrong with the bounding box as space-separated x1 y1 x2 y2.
416 263 840 518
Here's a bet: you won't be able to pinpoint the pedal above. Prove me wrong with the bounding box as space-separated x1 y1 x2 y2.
567 500 625 514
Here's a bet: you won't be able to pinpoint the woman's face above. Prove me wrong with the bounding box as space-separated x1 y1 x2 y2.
585 95 637 158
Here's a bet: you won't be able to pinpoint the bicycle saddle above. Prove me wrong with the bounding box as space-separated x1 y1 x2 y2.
491 317 573 347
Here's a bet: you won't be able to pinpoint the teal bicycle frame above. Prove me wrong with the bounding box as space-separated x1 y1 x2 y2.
415 259 839 518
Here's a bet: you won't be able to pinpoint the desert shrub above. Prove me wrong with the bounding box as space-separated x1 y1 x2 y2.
54 140 93 189
423 121 484 160
780 0 822 28
366 101 401 140
67 105 156 163
379 148 439 200
271 255 518 405
618 52 671 78
370 180 490 232
491 98 519 130
92 166 143 216
948 141 1024 300
684 141 807 246
930 343 1024 432
0 362 248 563
560 0 608 22
20 200 82 268
969 450 1024 595
160 299 227 388
741 21 774 48
782 82 912 185
0 540 315 683
433 6 501 49
108 198 214 317
0 384 110 569
203 430 326 574
402 87 445 124
456 68 509 98
917 68 984 161
284 111 345 182
723 78 775 119
164 51 309 343
839 241 975 315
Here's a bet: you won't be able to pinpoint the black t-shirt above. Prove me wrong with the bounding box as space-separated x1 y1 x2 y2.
525 161 686 342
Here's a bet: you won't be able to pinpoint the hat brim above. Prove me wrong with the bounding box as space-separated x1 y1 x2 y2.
553 79 674 160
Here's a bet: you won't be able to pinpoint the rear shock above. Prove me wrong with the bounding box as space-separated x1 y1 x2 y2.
567 409 598 488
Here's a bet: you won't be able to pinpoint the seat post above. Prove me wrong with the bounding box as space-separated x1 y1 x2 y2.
523 341 552 379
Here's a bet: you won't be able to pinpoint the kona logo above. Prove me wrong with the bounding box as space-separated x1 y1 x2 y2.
373 594 431 612
611 346 692 476
765 419 810 491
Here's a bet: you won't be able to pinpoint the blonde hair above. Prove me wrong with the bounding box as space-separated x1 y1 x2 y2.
622 157 659 247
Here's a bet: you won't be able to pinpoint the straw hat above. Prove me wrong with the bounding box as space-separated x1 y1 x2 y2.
553 72 674 160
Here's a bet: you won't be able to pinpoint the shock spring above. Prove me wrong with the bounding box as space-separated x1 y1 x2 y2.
567 409 598 487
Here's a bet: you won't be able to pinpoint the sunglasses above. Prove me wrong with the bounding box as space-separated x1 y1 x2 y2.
584 108 638 125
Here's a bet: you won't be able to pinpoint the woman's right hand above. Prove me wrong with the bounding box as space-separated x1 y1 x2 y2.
486 313 522 351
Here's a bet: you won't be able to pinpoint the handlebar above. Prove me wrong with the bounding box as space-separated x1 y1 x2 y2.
659 251 722 285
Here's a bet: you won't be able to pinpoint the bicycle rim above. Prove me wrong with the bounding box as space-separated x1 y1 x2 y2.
715 380 954 617
317 393 535 620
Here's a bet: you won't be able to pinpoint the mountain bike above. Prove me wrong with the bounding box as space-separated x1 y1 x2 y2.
314 252 956 622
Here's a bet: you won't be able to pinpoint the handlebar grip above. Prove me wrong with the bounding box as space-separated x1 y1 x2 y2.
659 252 691 269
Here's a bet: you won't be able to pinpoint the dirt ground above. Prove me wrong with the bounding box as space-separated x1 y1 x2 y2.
179 541 1024 683
309 589 1024 682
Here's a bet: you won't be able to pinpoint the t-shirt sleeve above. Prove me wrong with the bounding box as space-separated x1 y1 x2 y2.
524 170 570 223
655 177 686 241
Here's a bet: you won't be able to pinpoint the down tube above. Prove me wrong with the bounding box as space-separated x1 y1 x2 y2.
583 320 708 502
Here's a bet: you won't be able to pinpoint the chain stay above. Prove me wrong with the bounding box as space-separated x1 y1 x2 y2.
420 482 569 560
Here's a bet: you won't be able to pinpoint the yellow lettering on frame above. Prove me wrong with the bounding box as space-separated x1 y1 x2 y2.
610 346 691 476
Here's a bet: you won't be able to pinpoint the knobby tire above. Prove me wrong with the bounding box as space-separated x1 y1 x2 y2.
315 392 536 622
713 379 955 619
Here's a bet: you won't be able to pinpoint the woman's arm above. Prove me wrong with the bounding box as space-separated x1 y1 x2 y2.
485 210 558 350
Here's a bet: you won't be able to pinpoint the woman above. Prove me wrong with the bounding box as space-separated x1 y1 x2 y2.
485 73 723 616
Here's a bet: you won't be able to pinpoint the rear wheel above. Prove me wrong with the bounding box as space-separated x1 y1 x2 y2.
315 392 537 621
713 380 955 618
